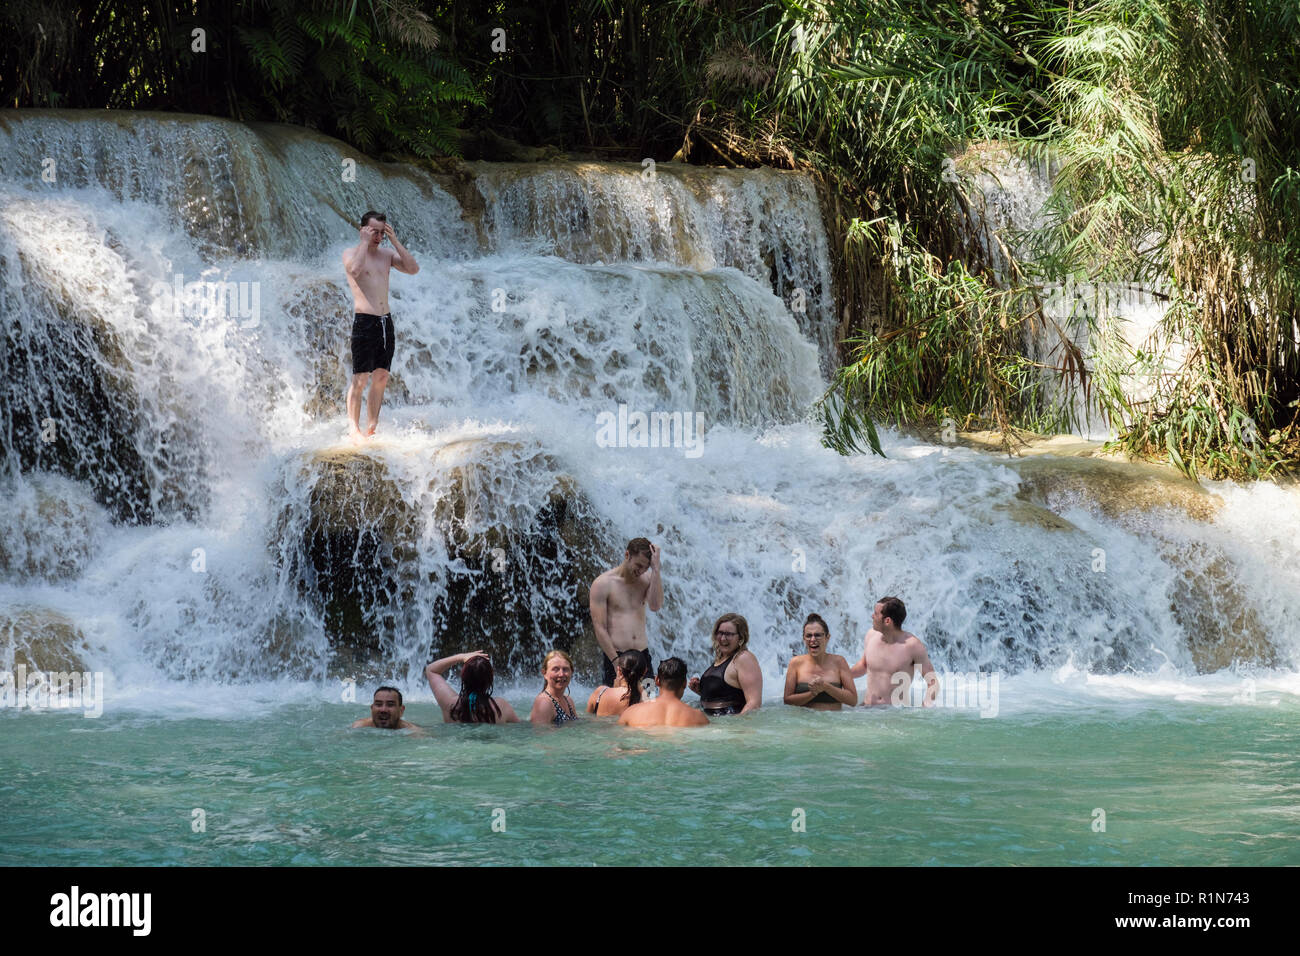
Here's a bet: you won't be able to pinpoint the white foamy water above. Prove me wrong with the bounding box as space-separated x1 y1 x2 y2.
2 112 1298 715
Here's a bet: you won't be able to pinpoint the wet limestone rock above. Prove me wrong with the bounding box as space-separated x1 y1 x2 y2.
1 606 90 672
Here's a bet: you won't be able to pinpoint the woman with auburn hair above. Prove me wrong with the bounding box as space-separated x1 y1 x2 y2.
783 613 857 711
586 649 649 717
424 650 521 723
530 649 578 725
688 612 762 715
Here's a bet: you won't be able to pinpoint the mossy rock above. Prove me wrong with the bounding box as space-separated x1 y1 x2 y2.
1013 455 1221 522
1 606 91 672
277 439 612 679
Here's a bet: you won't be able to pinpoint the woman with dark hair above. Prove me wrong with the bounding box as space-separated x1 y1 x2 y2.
424 650 521 724
688 612 762 715
783 613 857 711
529 649 579 725
586 649 648 717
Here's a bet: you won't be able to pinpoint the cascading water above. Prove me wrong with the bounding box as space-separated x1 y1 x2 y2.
2 110 1297 706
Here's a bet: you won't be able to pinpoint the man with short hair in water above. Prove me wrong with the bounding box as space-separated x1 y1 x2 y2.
351 686 421 729
588 537 662 688
342 210 419 444
619 658 709 727
849 596 940 707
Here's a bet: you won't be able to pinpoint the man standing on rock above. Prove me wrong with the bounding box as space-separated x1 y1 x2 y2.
589 537 663 687
342 211 419 444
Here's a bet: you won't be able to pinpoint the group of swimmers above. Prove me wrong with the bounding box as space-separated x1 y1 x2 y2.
338 215 941 729
352 597 941 731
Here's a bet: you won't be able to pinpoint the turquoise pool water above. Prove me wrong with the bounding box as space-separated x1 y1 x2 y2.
4 678 1297 866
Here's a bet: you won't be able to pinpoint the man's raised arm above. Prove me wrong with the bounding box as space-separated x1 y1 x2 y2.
384 223 419 274
344 225 373 275
646 543 663 613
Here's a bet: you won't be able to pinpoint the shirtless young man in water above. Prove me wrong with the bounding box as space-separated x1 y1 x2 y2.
589 537 663 687
619 658 708 728
342 211 419 444
850 596 940 707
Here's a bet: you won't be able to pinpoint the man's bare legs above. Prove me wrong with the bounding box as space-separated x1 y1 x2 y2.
364 368 389 436
347 373 369 444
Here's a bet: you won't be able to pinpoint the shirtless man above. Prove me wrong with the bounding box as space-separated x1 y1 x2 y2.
342 210 419 444
849 596 940 707
618 658 709 728
351 686 421 730
589 537 663 687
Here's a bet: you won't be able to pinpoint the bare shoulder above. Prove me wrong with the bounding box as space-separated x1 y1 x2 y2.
350 718 372 728
619 701 647 725
498 699 521 722
830 653 852 669
680 708 710 726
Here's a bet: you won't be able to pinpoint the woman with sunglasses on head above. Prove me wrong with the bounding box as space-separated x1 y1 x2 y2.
783 613 858 710
530 649 579 725
688 613 762 715
425 650 521 723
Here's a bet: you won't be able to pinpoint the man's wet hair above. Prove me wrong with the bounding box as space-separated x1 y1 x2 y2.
626 537 652 559
656 656 688 693
360 210 387 228
374 685 402 706
878 596 906 627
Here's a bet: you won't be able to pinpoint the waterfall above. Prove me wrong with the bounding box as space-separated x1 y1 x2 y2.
1 111 1296 696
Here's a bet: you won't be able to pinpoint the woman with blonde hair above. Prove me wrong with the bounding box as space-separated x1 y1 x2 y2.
688 613 762 715
530 648 579 725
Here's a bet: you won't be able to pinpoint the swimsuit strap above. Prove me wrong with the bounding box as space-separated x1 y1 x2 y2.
595 687 608 707
545 690 574 722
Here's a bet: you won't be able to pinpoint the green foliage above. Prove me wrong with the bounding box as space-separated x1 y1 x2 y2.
757 0 1299 478
237 0 482 158
0 1 482 161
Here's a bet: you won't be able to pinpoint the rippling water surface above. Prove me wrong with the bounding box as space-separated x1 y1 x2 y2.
4 677 1298 866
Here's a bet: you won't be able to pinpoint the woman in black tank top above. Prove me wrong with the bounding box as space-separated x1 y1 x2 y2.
688 613 762 715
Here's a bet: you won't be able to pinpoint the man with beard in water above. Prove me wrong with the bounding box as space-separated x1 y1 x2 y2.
589 537 663 688
342 211 419 445
352 686 421 730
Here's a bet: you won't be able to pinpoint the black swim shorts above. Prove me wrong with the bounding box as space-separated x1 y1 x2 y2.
603 647 653 688
351 312 395 374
